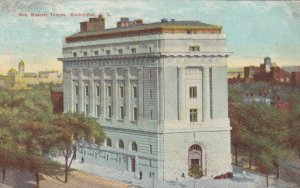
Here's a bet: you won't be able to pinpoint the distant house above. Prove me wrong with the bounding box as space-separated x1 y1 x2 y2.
244 57 291 84
243 91 271 105
243 91 292 111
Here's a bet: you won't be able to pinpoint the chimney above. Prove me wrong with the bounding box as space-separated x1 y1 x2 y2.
80 15 105 32
161 18 168 22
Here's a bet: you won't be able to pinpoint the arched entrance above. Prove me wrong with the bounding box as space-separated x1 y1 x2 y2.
188 144 202 175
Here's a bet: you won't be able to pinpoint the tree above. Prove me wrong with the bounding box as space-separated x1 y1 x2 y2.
0 86 61 186
51 112 105 183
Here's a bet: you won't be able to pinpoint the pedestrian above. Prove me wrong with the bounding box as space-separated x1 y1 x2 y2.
242 170 246 178
81 157 84 163
139 170 143 180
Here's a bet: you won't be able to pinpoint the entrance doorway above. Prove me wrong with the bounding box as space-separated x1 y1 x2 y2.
131 158 136 172
188 144 202 174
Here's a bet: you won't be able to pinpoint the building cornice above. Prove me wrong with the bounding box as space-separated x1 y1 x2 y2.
58 51 233 63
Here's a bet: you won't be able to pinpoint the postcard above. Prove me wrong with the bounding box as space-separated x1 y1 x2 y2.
0 1 300 188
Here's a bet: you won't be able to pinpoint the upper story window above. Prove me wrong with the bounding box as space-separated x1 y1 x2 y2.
75 84 79 96
73 52 77 57
131 48 136 54
96 105 100 117
107 86 112 97
83 52 87 57
132 142 138 152
149 47 152 52
189 86 197 98
149 145 152 154
119 86 124 98
132 86 138 98
85 104 89 115
190 109 198 122
85 84 89 96
120 106 124 120
75 103 79 113
150 90 152 99
94 51 99 56
106 50 111 55
119 139 124 149
96 84 100 96
106 138 112 147
133 107 138 121
118 49 123 55
189 46 200 52
149 69 152 78
187 30 192 34
108 106 112 118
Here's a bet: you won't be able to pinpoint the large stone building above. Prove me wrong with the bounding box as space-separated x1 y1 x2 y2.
59 15 232 181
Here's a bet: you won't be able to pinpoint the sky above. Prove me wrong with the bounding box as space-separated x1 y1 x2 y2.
0 0 299 74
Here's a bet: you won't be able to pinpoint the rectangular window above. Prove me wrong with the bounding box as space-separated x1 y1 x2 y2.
94 51 99 56
106 50 111 55
149 160 152 167
73 52 77 57
120 86 124 98
149 47 152 52
131 48 136 54
96 105 100 117
108 106 112 118
149 145 152 154
118 49 123 55
133 107 138 121
85 85 89 96
120 106 124 120
96 85 100 96
150 110 153 119
133 86 138 98
189 46 200 52
149 69 152 78
75 103 79 112
107 86 112 97
85 104 89 115
150 90 152 99
190 109 198 122
83 52 87 57
189 87 197 98
75 85 79 96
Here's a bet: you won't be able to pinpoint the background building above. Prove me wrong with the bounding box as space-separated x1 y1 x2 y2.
59 16 232 181
0 60 62 90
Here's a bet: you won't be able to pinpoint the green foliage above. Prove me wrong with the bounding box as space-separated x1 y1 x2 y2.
229 81 300 181
188 165 203 179
51 112 105 183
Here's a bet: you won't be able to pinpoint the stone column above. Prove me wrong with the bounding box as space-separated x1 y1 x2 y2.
100 69 105 119
79 70 84 113
69 70 74 112
177 67 185 120
125 68 130 122
137 68 144 120
90 70 95 116
112 68 118 119
202 66 211 121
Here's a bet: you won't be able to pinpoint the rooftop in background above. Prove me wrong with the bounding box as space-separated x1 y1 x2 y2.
282 66 300 73
66 17 222 43
50 86 63 92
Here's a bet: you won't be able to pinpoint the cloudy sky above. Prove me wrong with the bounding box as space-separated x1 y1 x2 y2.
0 0 299 74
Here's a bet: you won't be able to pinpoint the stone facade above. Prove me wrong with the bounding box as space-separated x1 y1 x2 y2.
59 18 232 181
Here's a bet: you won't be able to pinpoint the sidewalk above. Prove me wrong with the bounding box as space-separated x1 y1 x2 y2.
55 154 298 188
